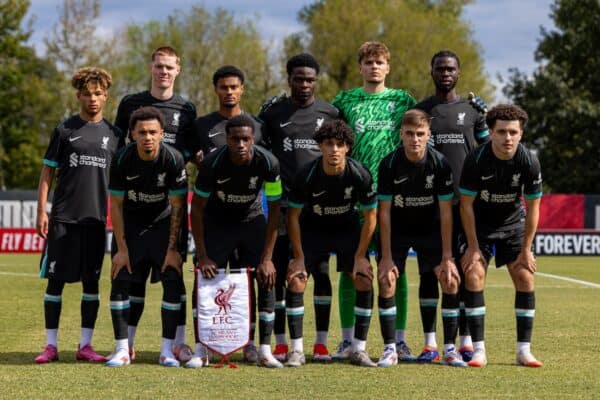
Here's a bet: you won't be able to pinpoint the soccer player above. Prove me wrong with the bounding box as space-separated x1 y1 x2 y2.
113 46 195 361
188 65 263 163
35 67 122 363
259 53 339 362
286 120 377 367
189 115 283 368
332 41 416 360
376 109 467 367
107 107 188 367
414 50 489 361
459 104 543 368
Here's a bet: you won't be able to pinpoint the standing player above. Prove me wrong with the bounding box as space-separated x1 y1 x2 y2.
414 50 489 361
285 120 377 367
114 46 196 361
35 67 122 363
259 53 339 362
459 104 543 368
376 109 466 367
332 41 416 360
189 115 283 368
107 107 188 367
188 65 263 163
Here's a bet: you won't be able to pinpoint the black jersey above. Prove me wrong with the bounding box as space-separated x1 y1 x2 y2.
114 90 197 158
188 111 263 156
414 96 488 201
459 142 542 232
43 115 123 225
259 97 339 195
194 145 282 223
109 143 188 225
377 146 454 236
288 157 377 231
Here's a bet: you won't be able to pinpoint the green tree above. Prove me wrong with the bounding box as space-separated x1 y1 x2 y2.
504 0 600 193
111 6 277 117
289 0 492 102
0 0 63 189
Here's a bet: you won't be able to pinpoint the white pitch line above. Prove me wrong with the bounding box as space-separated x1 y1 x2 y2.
0 271 39 278
536 272 600 288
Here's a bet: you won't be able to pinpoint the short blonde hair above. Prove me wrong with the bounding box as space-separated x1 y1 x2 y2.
151 46 180 64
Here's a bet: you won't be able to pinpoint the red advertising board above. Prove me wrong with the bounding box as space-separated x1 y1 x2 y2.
0 228 46 253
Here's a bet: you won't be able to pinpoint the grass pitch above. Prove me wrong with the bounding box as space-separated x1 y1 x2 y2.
0 254 599 399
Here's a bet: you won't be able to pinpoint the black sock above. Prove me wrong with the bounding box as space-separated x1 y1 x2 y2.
354 289 373 341
464 290 485 343
378 296 396 345
441 292 460 346
515 291 535 343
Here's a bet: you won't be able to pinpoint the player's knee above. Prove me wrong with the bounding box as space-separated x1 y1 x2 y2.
439 276 459 294
287 275 307 293
354 274 372 291
46 279 65 296
465 262 486 290
377 278 395 298
512 268 535 292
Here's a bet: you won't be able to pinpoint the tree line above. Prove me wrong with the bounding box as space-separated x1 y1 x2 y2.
0 0 597 193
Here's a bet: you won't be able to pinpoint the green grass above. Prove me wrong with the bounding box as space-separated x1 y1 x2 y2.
1 254 599 399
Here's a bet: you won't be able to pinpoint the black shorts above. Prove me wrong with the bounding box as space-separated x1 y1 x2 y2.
111 217 184 283
390 233 442 274
203 216 266 269
40 221 106 283
451 204 465 259
302 224 360 273
458 226 528 268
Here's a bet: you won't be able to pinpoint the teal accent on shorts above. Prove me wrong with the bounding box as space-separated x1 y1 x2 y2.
459 188 478 197
161 301 181 311
441 309 460 317
377 194 393 201
39 247 49 278
354 307 373 317
378 307 397 316
44 294 62 303
438 193 454 201
476 129 489 139
194 187 211 198
109 189 125 196
43 159 59 168
288 201 304 209
524 192 542 200
169 188 188 196
286 307 305 316
419 298 439 308
359 201 378 211
81 293 99 301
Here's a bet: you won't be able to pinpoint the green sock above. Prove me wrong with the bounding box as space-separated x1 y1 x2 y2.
395 272 408 330
339 273 356 328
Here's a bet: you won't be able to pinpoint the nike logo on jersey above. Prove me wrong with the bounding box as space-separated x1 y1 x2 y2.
126 175 139 181
312 190 326 197
208 131 223 138
394 177 408 184
69 136 82 142
279 121 292 128
481 175 494 180
217 177 232 184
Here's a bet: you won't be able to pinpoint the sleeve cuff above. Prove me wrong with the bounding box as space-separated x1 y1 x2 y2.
43 159 59 168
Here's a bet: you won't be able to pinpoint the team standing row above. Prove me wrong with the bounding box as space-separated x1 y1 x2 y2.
34 42 542 369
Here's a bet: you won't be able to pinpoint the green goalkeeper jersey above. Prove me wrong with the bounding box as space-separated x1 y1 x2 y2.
333 87 416 186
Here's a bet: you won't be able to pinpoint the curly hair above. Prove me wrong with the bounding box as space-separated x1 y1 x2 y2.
313 119 354 147
129 106 165 132
358 41 390 64
486 104 529 130
71 67 112 92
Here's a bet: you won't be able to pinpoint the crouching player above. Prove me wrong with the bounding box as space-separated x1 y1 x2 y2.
286 120 377 367
189 115 282 368
376 109 467 367
459 104 543 367
107 107 188 367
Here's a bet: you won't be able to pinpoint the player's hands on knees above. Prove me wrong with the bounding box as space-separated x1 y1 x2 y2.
36 211 49 239
435 256 460 287
461 246 485 274
352 256 373 282
197 255 218 279
287 258 307 282
257 260 276 290
162 249 183 276
111 250 132 280
513 249 537 273
377 257 398 288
